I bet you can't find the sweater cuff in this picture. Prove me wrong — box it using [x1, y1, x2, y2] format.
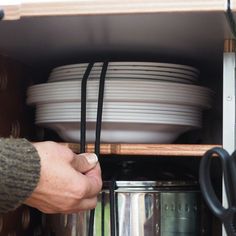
[0, 138, 40, 213]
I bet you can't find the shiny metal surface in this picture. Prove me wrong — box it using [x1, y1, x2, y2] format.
[0, 206, 38, 236]
[160, 192, 199, 235]
[43, 181, 208, 236]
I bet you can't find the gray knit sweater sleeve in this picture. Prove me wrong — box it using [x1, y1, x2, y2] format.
[0, 138, 40, 213]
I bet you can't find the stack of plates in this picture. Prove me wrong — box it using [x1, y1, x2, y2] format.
[27, 62, 212, 143]
[48, 62, 199, 84]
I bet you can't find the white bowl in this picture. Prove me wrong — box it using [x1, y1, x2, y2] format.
[38, 121, 197, 143]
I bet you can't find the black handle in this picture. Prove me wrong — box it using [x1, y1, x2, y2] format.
[199, 147, 230, 218]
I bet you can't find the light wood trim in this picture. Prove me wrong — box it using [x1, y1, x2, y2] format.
[61, 143, 221, 156]
[1, 0, 227, 20]
[224, 39, 236, 52]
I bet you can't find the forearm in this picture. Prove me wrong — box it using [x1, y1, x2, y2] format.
[0, 138, 40, 213]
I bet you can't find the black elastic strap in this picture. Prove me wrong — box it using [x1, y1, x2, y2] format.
[95, 61, 108, 156]
[80, 63, 94, 153]
[88, 61, 108, 236]
[88, 209, 95, 236]
[115, 185, 119, 236]
[101, 191, 105, 236]
[80, 62, 95, 235]
[109, 180, 116, 236]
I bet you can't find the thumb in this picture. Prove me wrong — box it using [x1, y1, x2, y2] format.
[71, 153, 98, 173]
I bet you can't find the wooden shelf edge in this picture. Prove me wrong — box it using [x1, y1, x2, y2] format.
[1, 0, 227, 20]
[61, 143, 222, 156]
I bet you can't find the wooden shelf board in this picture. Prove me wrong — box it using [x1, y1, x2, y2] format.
[1, 0, 227, 20]
[61, 143, 222, 156]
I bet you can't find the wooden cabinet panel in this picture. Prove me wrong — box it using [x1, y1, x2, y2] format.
[0, 56, 35, 139]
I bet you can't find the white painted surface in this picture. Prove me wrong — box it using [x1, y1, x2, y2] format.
[0, 0, 227, 20]
[0, 12, 233, 68]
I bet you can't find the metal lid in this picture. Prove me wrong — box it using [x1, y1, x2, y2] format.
[103, 180, 198, 188]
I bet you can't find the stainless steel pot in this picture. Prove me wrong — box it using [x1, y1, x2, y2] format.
[42, 181, 210, 236]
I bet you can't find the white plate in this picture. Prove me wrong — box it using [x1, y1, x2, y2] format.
[27, 80, 212, 107]
[27, 93, 211, 108]
[35, 105, 199, 112]
[47, 77, 194, 85]
[27, 86, 212, 108]
[49, 62, 199, 83]
[48, 76, 196, 84]
[35, 106, 201, 117]
[35, 107, 201, 117]
[36, 111, 201, 122]
[28, 87, 211, 98]
[35, 102, 199, 113]
[36, 108, 201, 117]
[52, 62, 199, 74]
[35, 108, 201, 125]
[28, 90, 211, 104]
[28, 91, 211, 103]
[35, 103, 201, 120]
[35, 116, 201, 128]
[28, 88, 211, 100]
[27, 79, 211, 92]
[48, 73, 195, 84]
[35, 110, 201, 125]
[49, 69, 197, 81]
[50, 65, 198, 78]
[36, 118, 201, 129]
[35, 121, 198, 143]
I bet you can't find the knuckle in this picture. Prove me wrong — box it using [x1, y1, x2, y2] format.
[75, 185, 87, 200]
[84, 197, 98, 210]
[65, 148, 75, 159]
[97, 178, 103, 192]
[45, 141, 57, 146]
[90, 198, 98, 209]
[57, 199, 78, 213]
[65, 200, 77, 211]
[40, 207, 55, 214]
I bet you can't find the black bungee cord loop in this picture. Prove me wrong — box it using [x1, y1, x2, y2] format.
[80, 62, 94, 153]
[94, 61, 108, 155]
[79, 62, 95, 235]
[94, 61, 108, 236]
[109, 179, 117, 236]
[101, 191, 106, 236]
[81, 61, 116, 236]
[88, 61, 109, 236]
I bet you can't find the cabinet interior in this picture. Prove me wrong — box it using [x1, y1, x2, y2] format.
[0, 10, 232, 235]
[0, 10, 229, 185]
[0, 11, 230, 140]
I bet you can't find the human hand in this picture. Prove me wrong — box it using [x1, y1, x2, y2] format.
[24, 141, 102, 214]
